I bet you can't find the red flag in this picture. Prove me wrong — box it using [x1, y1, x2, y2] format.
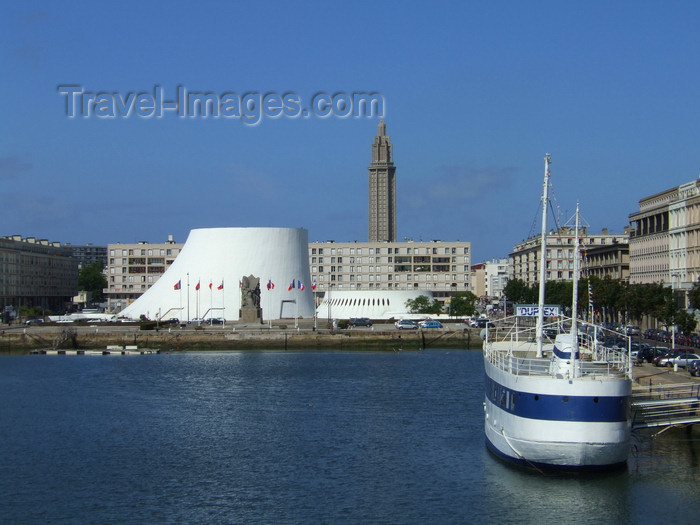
[267, 279, 275, 290]
[196, 281, 200, 291]
[288, 280, 295, 291]
[174, 280, 181, 290]
[239, 280, 243, 288]
[217, 281, 224, 290]
[209, 281, 213, 290]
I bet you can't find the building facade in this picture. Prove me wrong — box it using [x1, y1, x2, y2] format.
[628, 178, 700, 296]
[105, 236, 182, 312]
[510, 227, 628, 285]
[308, 239, 471, 307]
[0, 235, 78, 313]
[484, 258, 510, 299]
[67, 243, 108, 269]
[368, 120, 396, 242]
[583, 240, 630, 282]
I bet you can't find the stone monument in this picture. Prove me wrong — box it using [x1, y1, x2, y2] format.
[239, 275, 263, 323]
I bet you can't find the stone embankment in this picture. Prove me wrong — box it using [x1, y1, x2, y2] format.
[0, 321, 479, 353]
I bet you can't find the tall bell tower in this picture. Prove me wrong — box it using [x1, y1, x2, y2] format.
[368, 120, 396, 242]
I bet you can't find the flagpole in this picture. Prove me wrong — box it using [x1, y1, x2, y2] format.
[222, 280, 225, 321]
[187, 273, 190, 323]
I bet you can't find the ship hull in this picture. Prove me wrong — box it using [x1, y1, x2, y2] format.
[484, 357, 631, 472]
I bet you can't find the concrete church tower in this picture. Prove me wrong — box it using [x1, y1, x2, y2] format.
[368, 120, 396, 242]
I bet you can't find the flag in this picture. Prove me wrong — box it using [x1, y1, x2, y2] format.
[239, 280, 243, 288]
[217, 281, 224, 290]
[311, 279, 317, 290]
[209, 281, 213, 290]
[298, 280, 305, 291]
[288, 280, 295, 291]
[174, 280, 181, 290]
[196, 280, 200, 291]
[267, 279, 275, 290]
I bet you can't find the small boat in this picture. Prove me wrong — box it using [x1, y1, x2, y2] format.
[482, 155, 632, 472]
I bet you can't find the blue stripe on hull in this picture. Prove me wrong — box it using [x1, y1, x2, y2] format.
[485, 436, 628, 473]
[485, 375, 629, 423]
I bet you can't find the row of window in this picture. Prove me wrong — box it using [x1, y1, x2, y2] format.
[310, 246, 469, 256]
[310, 256, 467, 264]
[316, 273, 465, 282]
[312, 265, 468, 274]
[109, 275, 156, 283]
[109, 248, 179, 257]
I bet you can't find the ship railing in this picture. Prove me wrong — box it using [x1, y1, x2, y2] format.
[484, 315, 632, 378]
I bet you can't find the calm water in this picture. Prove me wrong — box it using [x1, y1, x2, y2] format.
[1, 350, 698, 524]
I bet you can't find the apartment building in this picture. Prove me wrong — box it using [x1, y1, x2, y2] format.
[629, 178, 700, 296]
[0, 235, 78, 313]
[104, 236, 182, 312]
[510, 227, 628, 285]
[308, 239, 471, 307]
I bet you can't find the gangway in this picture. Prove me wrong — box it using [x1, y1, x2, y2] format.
[631, 383, 700, 431]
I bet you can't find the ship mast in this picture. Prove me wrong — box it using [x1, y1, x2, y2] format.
[571, 202, 581, 376]
[536, 154, 551, 358]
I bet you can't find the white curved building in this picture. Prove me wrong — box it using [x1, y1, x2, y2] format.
[118, 227, 315, 322]
[315, 289, 433, 320]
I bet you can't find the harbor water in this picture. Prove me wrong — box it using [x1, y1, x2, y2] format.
[1, 350, 698, 524]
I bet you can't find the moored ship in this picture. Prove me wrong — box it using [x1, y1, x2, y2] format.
[483, 155, 633, 472]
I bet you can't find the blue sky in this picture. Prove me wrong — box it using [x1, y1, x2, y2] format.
[2, 1, 699, 262]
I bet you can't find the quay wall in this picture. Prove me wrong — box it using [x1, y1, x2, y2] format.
[0, 324, 478, 353]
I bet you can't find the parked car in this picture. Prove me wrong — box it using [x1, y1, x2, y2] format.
[637, 346, 668, 364]
[395, 319, 419, 330]
[206, 317, 225, 325]
[419, 319, 442, 329]
[349, 317, 372, 327]
[654, 350, 684, 367]
[667, 353, 700, 368]
[688, 360, 700, 377]
[626, 325, 641, 336]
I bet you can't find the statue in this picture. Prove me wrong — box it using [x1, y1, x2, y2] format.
[239, 275, 263, 323]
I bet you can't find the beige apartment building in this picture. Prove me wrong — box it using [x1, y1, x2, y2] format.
[629, 179, 700, 296]
[0, 235, 78, 314]
[308, 239, 472, 306]
[104, 236, 182, 312]
[583, 241, 630, 282]
[510, 227, 628, 285]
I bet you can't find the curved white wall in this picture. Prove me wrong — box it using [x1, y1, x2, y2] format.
[315, 290, 433, 320]
[119, 227, 315, 321]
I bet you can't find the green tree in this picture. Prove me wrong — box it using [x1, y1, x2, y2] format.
[405, 295, 442, 314]
[448, 291, 477, 317]
[674, 308, 697, 335]
[78, 261, 107, 303]
[503, 278, 537, 304]
[688, 282, 700, 310]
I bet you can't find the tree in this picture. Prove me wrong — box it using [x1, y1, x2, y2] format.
[405, 295, 442, 315]
[448, 291, 477, 317]
[78, 261, 107, 303]
[503, 278, 537, 304]
[688, 282, 700, 310]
